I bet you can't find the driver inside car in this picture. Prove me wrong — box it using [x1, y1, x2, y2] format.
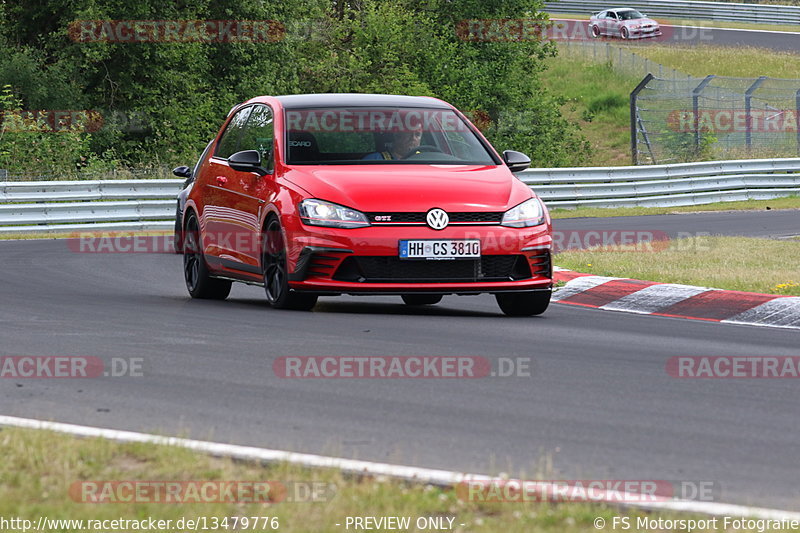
[363, 127, 423, 160]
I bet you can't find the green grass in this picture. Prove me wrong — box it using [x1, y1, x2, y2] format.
[628, 45, 800, 78]
[555, 235, 800, 295]
[0, 229, 173, 240]
[543, 55, 640, 166]
[0, 426, 743, 533]
[549, 196, 800, 218]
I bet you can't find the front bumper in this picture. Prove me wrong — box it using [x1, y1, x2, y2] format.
[629, 27, 661, 38]
[283, 223, 553, 294]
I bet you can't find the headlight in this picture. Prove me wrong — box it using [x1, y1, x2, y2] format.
[299, 199, 370, 228]
[501, 198, 545, 228]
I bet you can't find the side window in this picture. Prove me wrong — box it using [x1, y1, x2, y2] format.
[240, 105, 274, 170]
[191, 140, 213, 181]
[215, 106, 253, 159]
[608, 11, 617, 19]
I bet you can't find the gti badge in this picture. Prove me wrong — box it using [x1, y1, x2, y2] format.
[426, 208, 449, 230]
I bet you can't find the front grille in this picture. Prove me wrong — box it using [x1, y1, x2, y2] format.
[306, 253, 339, 277]
[365, 212, 503, 224]
[289, 247, 350, 281]
[333, 255, 531, 283]
[529, 249, 552, 278]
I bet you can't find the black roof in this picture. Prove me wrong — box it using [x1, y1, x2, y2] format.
[275, 93, 450, 109]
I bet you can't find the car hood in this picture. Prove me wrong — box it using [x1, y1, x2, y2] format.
[623, 18, 658, 26]
[283, 164, 534, 212]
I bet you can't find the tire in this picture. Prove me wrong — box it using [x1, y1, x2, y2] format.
[183, 213, 232, 300]
[620, 27, 629, 40]
[401, 294, 443, 306]
[262, 217, 318, 311]
[495, 290, 551, 317]
[591, 25, 600, 38]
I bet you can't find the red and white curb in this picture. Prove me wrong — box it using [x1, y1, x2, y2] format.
[2, 415, 800, 520]
[553, 269, 800, 330]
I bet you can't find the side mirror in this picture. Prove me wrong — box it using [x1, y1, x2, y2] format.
[172, 166, 192, 178]
[228, 150, 269, 176]
[502, 150, 531, 173]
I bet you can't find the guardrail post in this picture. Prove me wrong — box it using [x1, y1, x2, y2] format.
[744, 76, 767, 150]
[631, 73, 654, 165]
[692, 76, 715, 152]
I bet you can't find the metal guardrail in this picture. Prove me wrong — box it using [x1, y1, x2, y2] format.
[545, 0, 800, 24]
[0, 179, 183, 234]
[520, 157, 800, 208]
[1, 158, 798, 234]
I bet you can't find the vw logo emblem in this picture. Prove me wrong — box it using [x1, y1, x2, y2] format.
[426, 208, 449, 230]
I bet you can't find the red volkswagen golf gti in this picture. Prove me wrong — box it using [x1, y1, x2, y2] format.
[180, 94, 553, 316]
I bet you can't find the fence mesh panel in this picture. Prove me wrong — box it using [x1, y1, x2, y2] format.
[634, 75, 800, 164]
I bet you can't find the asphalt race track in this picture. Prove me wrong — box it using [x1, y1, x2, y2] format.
[555, 209, 800, 242]
[674, 25, 800, 53]
[1, 238, 799, 509]
[551, 18, 800, 52]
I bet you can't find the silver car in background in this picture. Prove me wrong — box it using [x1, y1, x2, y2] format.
[589, 8, 661, 39]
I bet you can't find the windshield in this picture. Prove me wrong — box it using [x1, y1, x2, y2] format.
[618, 10, 645, 20]
[284, 107, 498, 165]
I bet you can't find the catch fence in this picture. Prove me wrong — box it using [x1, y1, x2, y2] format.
[632, 74, 800, 164]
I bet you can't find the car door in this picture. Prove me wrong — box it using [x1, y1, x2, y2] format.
[595, 11, 607, 36]
[607, 11, 620, 36]
[225, 104, 279, 272]
[202, 105, 253, 264]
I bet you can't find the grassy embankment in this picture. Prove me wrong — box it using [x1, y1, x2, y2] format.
[0, 426, 739, 533]
[544, 48, 799, 294]
[556, 236, 800, 296]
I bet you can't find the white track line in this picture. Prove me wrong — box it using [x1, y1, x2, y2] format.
[661, 23, 800, 35]
[2, 415, 800, 519]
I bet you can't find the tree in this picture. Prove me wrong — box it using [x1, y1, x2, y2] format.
[0, 0, 590, 172]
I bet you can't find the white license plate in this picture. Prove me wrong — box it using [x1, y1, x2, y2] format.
[399, 239, 481, 260]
